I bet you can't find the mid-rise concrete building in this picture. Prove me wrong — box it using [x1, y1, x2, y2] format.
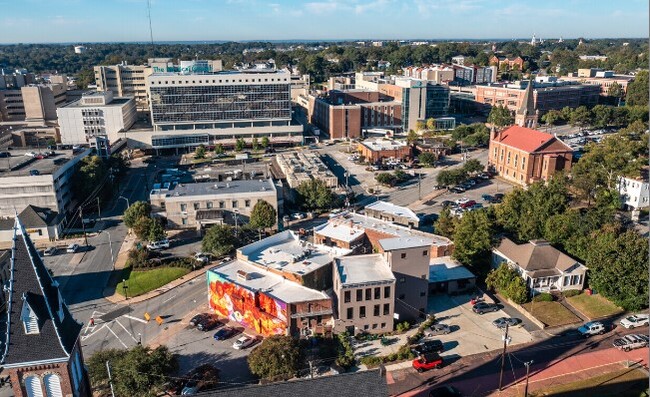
[57, 91, 136, 146]
[150, 178, 279, 230]
[94, 63, 153, 115]
[561, 73, 634, 97]
[333, 254, 395, 334]
[0, 84, 66, 123]
[390, 78, 450, 132]
[275, 151, 338, 189]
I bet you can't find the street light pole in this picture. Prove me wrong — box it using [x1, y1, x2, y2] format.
[107, 231, 115, 270]
[119, 196, 130, 209]
[97, 197, 101, 221]
[524, 360, 534, 397]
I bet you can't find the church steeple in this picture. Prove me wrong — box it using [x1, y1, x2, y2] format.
[515, 79, 538, 129]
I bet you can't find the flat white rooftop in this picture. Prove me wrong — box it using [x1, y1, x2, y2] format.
[360, 139, 408, 152]
[239, 230, 350, 276]
[365, 200, 419, 223]
[210, 259, 330, 304]
[335, 254, 395, 286]
[428, 256, 476, 283]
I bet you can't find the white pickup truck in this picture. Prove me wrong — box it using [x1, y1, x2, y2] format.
[613, 334, 649, 352]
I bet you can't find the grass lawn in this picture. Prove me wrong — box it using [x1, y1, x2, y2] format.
[521, 301, 581, 327]
[116, 267, 190, 297]
[531, 368, 649, 397]
[566, 294, 624, 320]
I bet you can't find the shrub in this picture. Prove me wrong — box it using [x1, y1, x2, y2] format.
[127, 248, 150, 269]
[563, 289, 582, 298]
[359, 356, 384, 368]
[395, 321, 411, 333]
[396, 344, 415, 360]
[335, 333, 355, 369]
[533, 292, 554, 302]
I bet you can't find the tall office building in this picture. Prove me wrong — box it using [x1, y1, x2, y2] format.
[392, 78, 450, 132]
[143, 66, 302, 150]
[94, 63, 153, 115]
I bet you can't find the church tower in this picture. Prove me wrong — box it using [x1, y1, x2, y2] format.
[2, 217, 90, 397]
[515, 79, 538, 129]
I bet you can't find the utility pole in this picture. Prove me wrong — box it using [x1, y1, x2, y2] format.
[107, 231, 115, 270]
[79, 207, 89, 246]
[106, 361, 116, 397]
[498, 323, 511, 391]
[418, 172, 422, 200]
[309, 360, 314, 379]
[97, 197, 101, 221]
[524, 360, 534, 397]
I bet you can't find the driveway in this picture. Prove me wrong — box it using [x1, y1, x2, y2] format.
[426, 293, 533, 358]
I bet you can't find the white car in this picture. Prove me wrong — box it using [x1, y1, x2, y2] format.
[619, 314, 649, 329]
[194, 253, 211, 264]
[24, 151, 37, 157]
[66, 243, 80, 253]
[147, 239, 170, 250]
[455, 197, 470, 205]
[233, 335, 255, 350]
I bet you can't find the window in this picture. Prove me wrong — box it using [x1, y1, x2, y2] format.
[507, 151, 511, 164]
[24, 376, 43, 397]
[365, 288, 371, 301]
[219, 201, 225, 208]
[383, 303, 390, 315]
[381, 322, 386, 328]
[180, 203, 187, 211]
[44, 374, 63, 397]
[206, 202, 213, 209]
[245, 200, 251, 207]
[521, 157, 526, 169]
[384, 286, 391, 298]
[344, 291, 351, 303]
[364, 324, 369, 330]
[356, 289, 363, 302]
[374, 287, 380, 299]
[193, 202, 200, 210]
[374, 305, 380, 316]
[347, 307, 353, 319]
[420, 291, 426, 297]
[372, 323, 378, 329]
[360, 306, 366, 318]
[401, 253, 406, 259]
[514, 154, 518, 167]
[181, 218, 188, 225]
[232, 200, 238, 208]
[399, 277, 405, 283]
[423, 250, 428, 256]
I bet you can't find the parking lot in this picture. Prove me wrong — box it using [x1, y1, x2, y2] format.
[426, 293, 533, 358]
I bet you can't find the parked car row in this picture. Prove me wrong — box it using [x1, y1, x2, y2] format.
[449, 172, 492, 194]
[613, 334, 649, 352]
[189, 313, 260, 350]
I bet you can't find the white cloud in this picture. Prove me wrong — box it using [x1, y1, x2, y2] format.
[304, 1, 341, 14]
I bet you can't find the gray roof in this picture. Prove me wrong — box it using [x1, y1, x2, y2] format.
[494, 238, 583, 273]
[0, 205, 60, 230]
[365, 201, 419, 223]
[336, 254, 395, 286]
[197, 369, 389, 397]
[164, 179, 276, 199]
[1, 217, 82, 366]
[428, 256, 476, 283]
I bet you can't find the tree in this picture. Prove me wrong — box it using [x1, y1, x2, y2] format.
[407, 130, 419, 144]
[252, 137, 260, 151]
[418, 152, 436, 167]
[261, 136, 270, 148]
[426, 117, 436, 131]
[569, 106, 592, 130]
[591, 105, 613, 128]
[87, 345, 178, 397]
[247, 335, 300, 380]
[587, 227, 648, 311]
[436, 168, 467, 187]
[625, 70, 648, 107]
[434, 207, 457, 238]
[462, 158, 484, 174]
[541, 110, 563, 128]
[416, 120, 426, 131]
[202, 224, 237, 257]
[607, 81, 623, 102]
[147, 218, 166, 242]
[376, 172, 397, 187]
[487, 105, 513, 128]
[73, 155, 108, 199]
[123, 201, 152, 228]
[296, 179, 335, 210]
[486, 263, 528, 304]
[215, 144, 225, 155]
[235, 138, 246, 152]
[452, 210, 495, 273]
[132, 216, 153, 241]
[249, 200, 277, 230]
[194, 144, 206, 159]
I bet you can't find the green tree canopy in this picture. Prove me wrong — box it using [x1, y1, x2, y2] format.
[73, 155, 108, 199]
[215, 144, 225, 155]
[569, 105, 592, 129]
[487, 105, 513, 128]
[147, 218, 166, 242]
[123, 201, 152, 228]
[462, 158, 484, 174]
[625, 70, 648, 107]
[252, 137, 260, 151]
[87, 345, 178, 397]
[433, 207, 457, 238]
[416, 120, 426, 131]
[261, 136, 270, 148]
[194, 144, 206, 159]
[376, 172, 397, 187]
[235, 138, 246, 152]
[249, 200, 277, 230]
[541, 109, 563, 127]
[436, 168, 467, 187]
[486, 263, 528, 304]
[418, 152, 437, 167]
[452, 209, 495, 274]
[202, 224, 237, 257]
[296, 179, 335, 210]
[247, 335, 300, 380]
[425, 118, 436, 130]
[407, 130, 419, 144]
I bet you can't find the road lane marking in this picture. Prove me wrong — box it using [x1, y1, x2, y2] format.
[105, 324, 129, 348]
[115, 319, 139, 343]
[162, 294, 177, 304]
[123, 314, 148, 324]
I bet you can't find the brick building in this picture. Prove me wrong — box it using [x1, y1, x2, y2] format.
[2, 217, 90, 397]
[357, 138, 411, 163]
[489, 55, 527, 70]
[488, 125, 573, 186]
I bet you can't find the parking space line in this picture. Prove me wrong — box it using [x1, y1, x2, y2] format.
[123, 314, 148, 324]
[105, 324, 129, 348]
[114, 319, 139, 343]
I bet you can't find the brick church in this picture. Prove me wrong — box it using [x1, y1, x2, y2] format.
[1, 217, 90, 397]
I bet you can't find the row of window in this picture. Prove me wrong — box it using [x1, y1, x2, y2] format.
[179, 199, 253, 212]
[346, 303, 391, 320]
[343, 286, 391, 303]
[152, 77, 289, 85]
[495, 147, 527, 170]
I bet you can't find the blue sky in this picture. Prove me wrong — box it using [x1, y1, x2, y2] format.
[0, 0, 648, 43]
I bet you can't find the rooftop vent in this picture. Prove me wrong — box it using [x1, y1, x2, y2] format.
[236, 270, 251, 280]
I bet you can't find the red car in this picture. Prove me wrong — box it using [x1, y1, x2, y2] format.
[459, 200, 476, 209]
[412, 353, 444, 372]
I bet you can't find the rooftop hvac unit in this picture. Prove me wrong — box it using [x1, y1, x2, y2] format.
[236, 270, 251, 280]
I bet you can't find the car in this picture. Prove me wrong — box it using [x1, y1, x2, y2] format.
[43, 247, 58, 256]
[291, 212, 306, 220]
[282, 215, 291, 223]
[29, 169, 40, 176]
[472, 302, 500, 314]
[412, 353, 444, 372]
[429, 323, 451, 335]
[194, 252, 211, 264]
[233, 335, 256, 350]
[466, 179, 476, 186]
[441, 200, 455, 208]
[0, 152, 10, 158]
[429, 385, 463, 397]
[613, 334, 649, 352]
[147, 239, 170, 250]
[455, 197, 470, 205]
[469, 203, 483, 210]
[459, 200, 476, 209]
[619, 314, 650, 329]
[450, 186, 465, 193]
[66, 243, 80, 253]
[180, 365, 220, 395]
[477, 173, 490, 180]
[197, 315, 222, 332]
[24, 151, 37, 157]
[492, 317, 520, 329]
[412, 339, 444, 355]
[578, 321, 606, 337]
[460, 182, 472, 189]
[189, 313, 208, 327]
[213, 327, 237, 341]
[481, 194, 494, 202]
[493, 193, 505, 202]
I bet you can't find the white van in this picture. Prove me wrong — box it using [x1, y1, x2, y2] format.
[147, 239, 170, 250]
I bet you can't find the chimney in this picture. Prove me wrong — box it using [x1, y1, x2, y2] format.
[490, 125, 498, 140]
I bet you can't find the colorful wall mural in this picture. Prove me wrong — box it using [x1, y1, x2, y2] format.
[207, 270, 288, 337]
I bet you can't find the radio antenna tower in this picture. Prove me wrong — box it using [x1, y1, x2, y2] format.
[147, 0, 155, 57]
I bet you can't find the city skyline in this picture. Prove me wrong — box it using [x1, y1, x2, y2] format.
[0, 0, 648, 44]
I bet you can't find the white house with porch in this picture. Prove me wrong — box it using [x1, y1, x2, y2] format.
[492, 238, 587, 294]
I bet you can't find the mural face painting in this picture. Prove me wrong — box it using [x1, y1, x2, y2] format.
[208, 271, 287, 336]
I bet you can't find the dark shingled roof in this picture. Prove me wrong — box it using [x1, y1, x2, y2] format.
[1, 217, 82, 366]
[197, 369, 389, 397]
[0, 205, 60, 231]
